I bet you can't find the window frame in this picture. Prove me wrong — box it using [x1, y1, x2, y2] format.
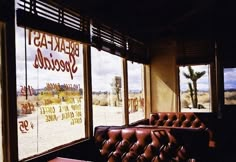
[3, 0, 149, 160]
[90, 46, 128, 127]
[15, 27, 88, 160]
[1, 0, 19, 161]
[90, 47, 147, 128]
[223, 66, 236, 106]
[127, 61, 145, 124]
[177, 63, 215, 112]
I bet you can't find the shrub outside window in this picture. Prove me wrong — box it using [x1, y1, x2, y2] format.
[179, 65, 211, 112]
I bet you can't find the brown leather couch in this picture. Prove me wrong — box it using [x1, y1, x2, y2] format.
[130, 112, 216, 148]
[94, 126, 209, 162]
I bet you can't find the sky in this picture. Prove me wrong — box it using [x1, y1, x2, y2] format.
[15, 27, 143, 92]
[179, 65, 210, 92]
[16, 27, 236, 93]
[90, 47, 142, 92]
[180, 65, 236, 91]
[15, 27, 83, 91]
[224, 68, 236, 90]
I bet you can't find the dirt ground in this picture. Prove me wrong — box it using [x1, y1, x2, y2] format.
[17, 105, 144, 160]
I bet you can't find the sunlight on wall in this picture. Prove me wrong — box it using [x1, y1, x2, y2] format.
[150, 41, 177, 112]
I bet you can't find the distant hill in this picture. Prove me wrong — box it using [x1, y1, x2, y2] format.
[225, 89, 236, 92]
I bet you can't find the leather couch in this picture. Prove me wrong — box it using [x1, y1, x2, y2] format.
[94, 126, 209, 162]
[130, 112, 216, 148]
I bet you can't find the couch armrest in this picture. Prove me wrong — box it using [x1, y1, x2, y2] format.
[129, 118, 149, 126]
[206, 128, 216, 148]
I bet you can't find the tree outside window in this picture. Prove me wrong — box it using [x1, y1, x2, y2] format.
[179, 65, 211, 112]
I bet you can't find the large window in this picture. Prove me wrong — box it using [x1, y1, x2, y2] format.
[224, 67, 236, 105]
[14, 0, 147, 160]
[91, 47, 124, 127]
[179, 65, 211, 112]
[128, 61, 145, 123]
[16, 27, 85, 160]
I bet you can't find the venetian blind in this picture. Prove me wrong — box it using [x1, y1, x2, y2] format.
[91, 21, 149, 64]
[177, 39, 214, 65]
[16, 0, 90, 43]
[126, 38, 149, 64]
[91, 21, 127, 57]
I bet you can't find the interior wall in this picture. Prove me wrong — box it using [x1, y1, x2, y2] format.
[150, 39, 178, 113]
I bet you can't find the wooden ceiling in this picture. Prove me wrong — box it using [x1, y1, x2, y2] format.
[48, 0, 235, 43]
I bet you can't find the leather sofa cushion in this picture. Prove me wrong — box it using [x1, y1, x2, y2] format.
[94, 126, 208, 162]
[150, 112, 206, 129]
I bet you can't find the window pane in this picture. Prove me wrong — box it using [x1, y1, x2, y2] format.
[128, 61, 145, 123]
[16, 27, 85, 160]
[224, 68, 236, 105]
[91, 47, 124, 128]
[179, 65, 211, 112]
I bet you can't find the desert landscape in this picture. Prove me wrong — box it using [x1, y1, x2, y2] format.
[92, 91, 144, 112]
[17, 89, 236, 159]
[181, 90, 236, 111]
[180, 91, 211, 112]
[224, 90, 236, 105]
[17, 90, 144, 160]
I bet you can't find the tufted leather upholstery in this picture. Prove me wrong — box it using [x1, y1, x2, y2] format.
[149, 113, 206, 129]
[131, 112, 215, 148]
[94, 126, 209, 162]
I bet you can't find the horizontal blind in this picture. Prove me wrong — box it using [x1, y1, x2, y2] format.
[16, 0, 90, 43]
[91, 21, 127, 57]
[177, 39, 214, 65]
[91, 21, 149, 64]
[127, 38, 149, 64]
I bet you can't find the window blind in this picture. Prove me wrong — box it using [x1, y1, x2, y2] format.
[17, 0, 149, 64]
[177, 39, 214, 65]
[16, 0, 90, 43]
[91, 21, 127, 57]
[91, 21, 149, 64]
[127, 38, 149, 64]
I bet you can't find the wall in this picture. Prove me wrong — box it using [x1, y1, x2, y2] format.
[150, 39, 178, 112]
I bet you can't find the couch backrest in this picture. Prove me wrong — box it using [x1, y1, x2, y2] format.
[94, 126, 209, 162]
[149, 112, 206, 129]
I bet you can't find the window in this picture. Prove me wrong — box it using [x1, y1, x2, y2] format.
[224, 67, 236, 105]
[128, 61, 145, 123]
[16, 27, 85, 160]
[91, 47, 124, 128]
[179, 65, 211, 112]
[15, 0, 148, 160]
